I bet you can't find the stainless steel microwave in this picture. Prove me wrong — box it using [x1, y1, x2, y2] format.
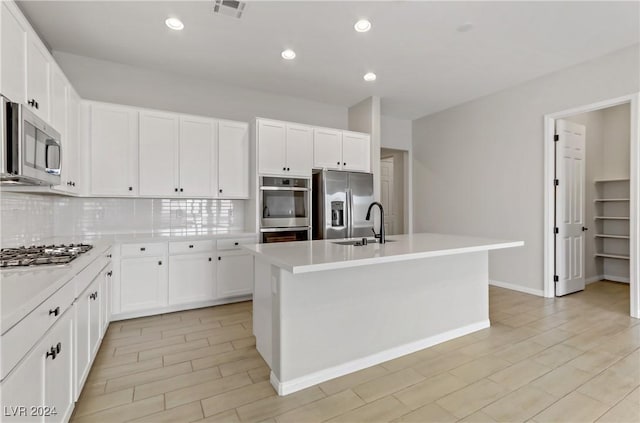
[1, 96, 61, 185]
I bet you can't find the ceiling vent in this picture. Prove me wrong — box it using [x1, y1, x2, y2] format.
[213, 0, 246, 18]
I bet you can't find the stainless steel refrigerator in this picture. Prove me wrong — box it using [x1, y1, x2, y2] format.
[312, 170, 374, 239]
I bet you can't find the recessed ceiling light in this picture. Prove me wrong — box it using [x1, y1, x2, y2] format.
[363, 72, 376, 82]
[281, 49, 296, 60]
[165, 17, 184, 31]
[354, 19, 372, 33]
[457, 22, 474, 33]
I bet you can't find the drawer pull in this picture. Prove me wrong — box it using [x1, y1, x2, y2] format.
[46, 346, 57, 360]
[140, 247, 146, 251]
[49, 306, 60, 317]
[90, 292, 98, 300]
[218, 257, 221, 261]
[158, 260, 163, 266]
[107, 271, 113, 277]
[107, 254, 112, 258]
[189, 244, 194, 248]
[56, 342, 62, 354]
[208, 257, 212, 262]
[234, 242, 239, 246]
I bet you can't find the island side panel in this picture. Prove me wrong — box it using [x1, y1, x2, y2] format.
[253, 257, 273, 367]
[274, 251, 489, 394]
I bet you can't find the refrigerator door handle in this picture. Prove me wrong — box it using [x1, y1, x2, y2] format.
[347, 188, 353, 238]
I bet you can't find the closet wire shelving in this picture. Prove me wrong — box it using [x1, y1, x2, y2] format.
[593, 178, 630, 260]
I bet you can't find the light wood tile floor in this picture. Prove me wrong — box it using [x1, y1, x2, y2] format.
[71, 281, 640, 422]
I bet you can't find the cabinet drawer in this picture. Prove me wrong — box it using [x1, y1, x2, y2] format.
[121, 242, 167, 258]
[216, 237, 256, 251]
[1, 280, 75, 380]
[75, 248, 111, 297]
[169, 240, 214, 255]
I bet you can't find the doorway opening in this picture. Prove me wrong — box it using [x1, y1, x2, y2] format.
[543, 93, 639, 319]
[380, 148, 410, 235]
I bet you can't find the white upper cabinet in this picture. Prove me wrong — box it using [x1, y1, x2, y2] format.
[257, 119, 287, 175]
[313, 128, 370, 172]
[179, 116, 216, 198]
[257, 119, 313, 177]
[1, 2, 27, 104]
[90, 103, 139, 196]
[285, 124, 313, 176]
[139, 111, 179, 197]
[218, 120, 249, 198]
[313, 128, 343, 170]
[25, 33, 50, 121]
[50, 66, 68, 140]
[342, 131, 371, 172]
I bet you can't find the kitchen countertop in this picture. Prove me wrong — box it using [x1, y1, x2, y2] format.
[243, 233, 524, 274]
[0, 230, 257, 333]
[1, 241, 112, 333]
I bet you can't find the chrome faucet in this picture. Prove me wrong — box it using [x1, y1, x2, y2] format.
[365, 202, 385, 244]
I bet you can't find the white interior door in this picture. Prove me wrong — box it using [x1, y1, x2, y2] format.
[380, 157, 395, 235]
[555, 119, 586, 296]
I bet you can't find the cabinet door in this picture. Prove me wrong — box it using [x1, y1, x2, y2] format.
[169, 253, 215, 305]
[139, 112, 179, 196]
[43, 310, 74, 423]
[26, 33, 50, 121]
[74, 288, 90, 400]
[1, 2, 27, 104]
[0, 339, 44, 423]
[179, 116, 216, 197]
[49, 68, 67, 140]
[88, 278, 101, 358]
[257, 119, 286, 176]
[217, 253, 253, 298]
[218, 120, 249, 198]
[342, 131, 370, 172]
[313, 128, 342, 170]
[120, 256, 168, 313]
[285, 124, 313, 177]
[101, 266, 112, 333]
[90, 104, 138, 196]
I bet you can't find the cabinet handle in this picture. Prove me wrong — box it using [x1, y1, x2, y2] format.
[107, 254, 112, 258]
[28, 99, 36, 108]
[219, 189, 223, 193]
[49, 306, 60, 317]
[72, 182, 76, 187]
[189, 245, 194, 248]
[107, 271, 113, 277]
[282, 167, 286, 171]
[90, 292, 98, 300]
[56, 342, 62, 354]
[140, 247, 146, 251]
[218, 257, 221, 261]
[337, 161, 340, 165]
[180, 188, 184, 192]
[35, 101, 39, 110]
[234, 242, 239, 246]
[287, 167, 290, 171]
[128, 187, 133, 191]
[343, 162, 346, 166]
[208, 257, 212, 262]
[158, 260, 162, 265]
[45, 347, 57, 360]
[175, 188, 178, 192]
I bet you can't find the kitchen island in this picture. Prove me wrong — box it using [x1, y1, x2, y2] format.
[243, 233, 523, 395]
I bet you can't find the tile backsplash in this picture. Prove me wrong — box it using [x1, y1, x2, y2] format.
[0, 192, 245, 246]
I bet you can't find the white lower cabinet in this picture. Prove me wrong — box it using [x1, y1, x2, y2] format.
[120, 255, 168, 313]
[2, 309, 74, 423]
[42, 310, 74, 423]
[169, 252, 215, 306]
[217, 252, 254, 298]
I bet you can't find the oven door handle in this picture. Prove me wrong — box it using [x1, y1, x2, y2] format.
[260, 227, 310, 233]
[260, 186, 309, 192]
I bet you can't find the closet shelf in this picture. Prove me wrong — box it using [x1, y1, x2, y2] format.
[594, 234, 630, 239]
[594, 216, 630, 220]
[595, 253, 630, 260]
[594, 198, 630, 202]
[594, 178, 630, 183]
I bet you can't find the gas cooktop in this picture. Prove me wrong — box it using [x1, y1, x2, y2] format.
[0, 244, 93, 268]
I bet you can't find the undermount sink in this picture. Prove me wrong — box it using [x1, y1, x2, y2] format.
[332, 238, 396, 246]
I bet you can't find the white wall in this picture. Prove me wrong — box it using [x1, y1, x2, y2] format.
[381, 115, 412, 151]
[53, 51, 348, 129]
[412, 44, 639, 293]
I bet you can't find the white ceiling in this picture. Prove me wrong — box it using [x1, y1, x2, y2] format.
[18, 1, 640, 119]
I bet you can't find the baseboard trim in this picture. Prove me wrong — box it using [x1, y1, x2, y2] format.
[489, 280, 544, 297]
[110, 295, 252, 322]
[603, 274, 630, 284]
[269, 319, 490, 396]
[586, 275, 603, 285]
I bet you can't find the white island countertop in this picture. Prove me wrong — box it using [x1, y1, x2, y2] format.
[243, 233, 524, 274]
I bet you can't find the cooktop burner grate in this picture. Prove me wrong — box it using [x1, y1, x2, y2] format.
[0, 244, 93, 268]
